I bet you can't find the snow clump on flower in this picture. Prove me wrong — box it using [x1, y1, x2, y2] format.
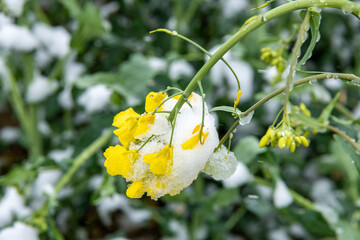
[103, 92, 238, 199]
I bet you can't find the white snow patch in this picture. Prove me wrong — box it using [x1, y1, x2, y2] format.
[100, 2, 120, 18]
[48, 147, 74, 163]
[273, 180, 293, 208]
[169, 60, 194, 80]
[3, 0, 27, 17]
[353, 101, 360, 119]
[203, 145, 237, 180]
[97, 194, 151, 226]
[64, 56, 85, 85]
[30, 169, 62, 209]
[324, 78, 343, 90]
[223, 162, 253, 188]
[26, 75, 58, 103]
[163, 220, 188, 240]
[0, 127, 19, 143]
[0, 24, 38, 51]
[0, 222, 39, 240]
[268, 228, 290, 240]
[33, 23, 70, 58]
[221, 0, 248, 18]
[0, 187, 32, 228]
[58, 87, 74, 109]
[148, 57, 167, 72]
[78, 84, 112, 113]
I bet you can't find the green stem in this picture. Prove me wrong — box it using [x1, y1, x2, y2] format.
[282, 10, 310, 123]
[217, 73, 360, 148]
[167, 0, 360, 123]
[253, 177, 316, 210]
[326, 125, 360, 153]
[54, 129, 113, 194]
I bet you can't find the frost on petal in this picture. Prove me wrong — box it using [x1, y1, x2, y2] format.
[222, 162, 253, 188]
[273, 180, 293, 208]
[0, 24, 38, 51]
[203, 145, 237, 181]
[25, 75, 58, 103]
[0, 222, 39, 240]
[0, 188, 32, 228]
[77, 84, 112, 113]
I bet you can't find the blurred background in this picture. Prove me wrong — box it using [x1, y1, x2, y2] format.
[0, 0, 360, 239]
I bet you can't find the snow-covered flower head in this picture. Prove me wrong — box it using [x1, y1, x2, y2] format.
[103, 91, 237, 200]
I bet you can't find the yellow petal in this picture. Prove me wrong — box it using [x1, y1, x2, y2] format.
[181, 131, 209, 150]
[112, 108, 139, 128]
[126, 180, 144, 198]
[233, 90, 243, 108]
[103, 145, 138, 177]
[113, 117, 138, 147]
[145, 92, 167, 113]
[259, 135, 269, 148]
[143, 145, 173, 175]
[134, 113, 155, 137]
[192, 123, 201, 134]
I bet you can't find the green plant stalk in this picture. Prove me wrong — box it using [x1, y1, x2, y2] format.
[54, 129, 113, 194]
[253, 177, 316, 210]
[23, 53, 43, 157]
[326, 125, 360, 153]
[217, 73, 360, 148]
[167, 0, 360, 123]
[5, 63, 41, 158]
[282, 10, 310, 124]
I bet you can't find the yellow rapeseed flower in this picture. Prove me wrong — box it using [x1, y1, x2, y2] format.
[126, 180, 145, 198]
[103, 145, 139, 177]
[145, 92, 167, 112]
[143, 145, 173, 175]
[134, 113, 155, 137]
[181, 124, 209, 150]
[112, 108, 139, 147]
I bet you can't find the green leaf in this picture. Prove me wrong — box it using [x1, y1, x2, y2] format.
[118, 53, 155, 97]
[334, 134, 360, 175]
[57, 0, 81, 18]
[91, 174, 116, 204]
[0, 166, 37, 187]
[210, 106, 238, 114]
[244, 196, 273, 217]
[334, 221, 360, 240]
[291, 104, 325, 130]
[71, 3, 105, 51]
[233, 136, 266, 164]
[318, 92, 340, 124]
[75, 72, 122, 89]
[331, 116, 354, 126]
[209, 188, 238, 207]
[297, 10, 321, 68]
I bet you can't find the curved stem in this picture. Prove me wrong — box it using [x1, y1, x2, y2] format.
[167, 0, 360, 122]
[217, 73, 360, 148]
[326, 125, 360, 153]
[54, 129, 113, 194]
[282, 10, 310, 123]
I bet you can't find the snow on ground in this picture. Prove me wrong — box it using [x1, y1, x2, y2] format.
[0, 222, 39, 240]
[273, 180, 293, 208]
[26, 75, 58, 103]
[77, 84, 112, 113]
[0, 187, 32, 228]
[223, 162, 253, 188]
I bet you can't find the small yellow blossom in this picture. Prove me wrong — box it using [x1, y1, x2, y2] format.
[103, 145, 139, 177]
[134, 113, 155, 137]
[113, 108, 139, 147]
[126, 180, 145, 198]
[181, 124, 209, 150]
[300, 103, 311, 117]
[145, 92, 167, 112]
[234, 90, 243, 109]
[143, 145, 173, 175]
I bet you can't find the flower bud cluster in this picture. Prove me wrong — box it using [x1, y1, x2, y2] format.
[260, 47, 286, 72]
[259, 126, 309, 152]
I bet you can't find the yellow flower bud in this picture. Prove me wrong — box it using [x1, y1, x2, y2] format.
[300, 103, 311, 117]
[286, 137, 292, 147]
[290, 141, 296, 152]
[278, 137, 286, 149]
[259, 135, 269, 148]
[294, 136, 301, 146]
[299, 136, 309, 147]
[233, 90, 243, 108]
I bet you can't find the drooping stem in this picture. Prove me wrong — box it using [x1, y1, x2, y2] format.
[217, 73, 360, 148]
[167, 0, 360, 123]
[282, 10, 310, 123]
[54, 129, 113, 194]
